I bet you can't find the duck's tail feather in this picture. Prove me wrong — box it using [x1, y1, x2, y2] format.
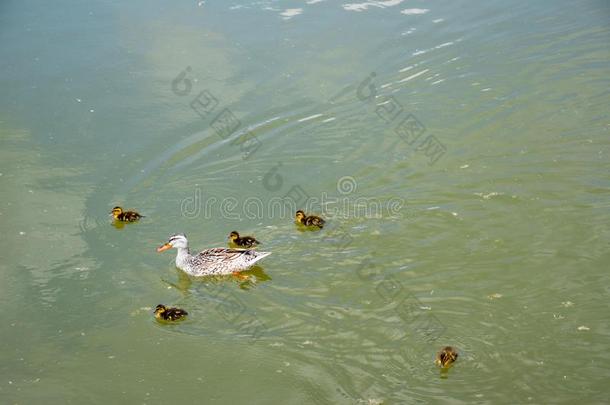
[249, 251, 271, 265]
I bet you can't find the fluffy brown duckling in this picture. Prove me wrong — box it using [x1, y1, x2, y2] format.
[435, 346, 458, 368]
[154, 304, 188, 321]
[295, 210, 325, 229]
[111, 206, 144, 222]
[228, 231, 260, 248]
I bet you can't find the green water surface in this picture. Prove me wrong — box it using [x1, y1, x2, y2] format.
[1, 0, 609, 403]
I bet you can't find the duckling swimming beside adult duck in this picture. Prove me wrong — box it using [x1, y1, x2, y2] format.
[110, 206, 144, 222]
[228, 231, 260, 248]
[295, 210, 325, 229]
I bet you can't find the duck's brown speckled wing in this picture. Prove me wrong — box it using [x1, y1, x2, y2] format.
[193, 248, 257, 264]
[305, 216, 325, 228]
[188, 248, 270, 276]
[119, 211, 143, 222]
[166, 308, 188, 320]
[239, 236, 259, 247]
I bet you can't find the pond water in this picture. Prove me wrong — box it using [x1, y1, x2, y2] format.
[1, 0, 609, 403]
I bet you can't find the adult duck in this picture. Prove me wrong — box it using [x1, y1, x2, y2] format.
[157, 233, 271, 276]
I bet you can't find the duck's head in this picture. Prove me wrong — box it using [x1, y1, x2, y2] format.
[436, 346, 458, 368]
[155, 304, 167, 318]
[295, 210, 305, 222]
[110, 206, 123, 218]
[157, 233, 188, 252]
[228, 231, 240, 242]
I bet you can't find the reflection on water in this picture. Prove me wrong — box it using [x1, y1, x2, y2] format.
[2, 0, 610, 403]
[161, 265, 272, 292]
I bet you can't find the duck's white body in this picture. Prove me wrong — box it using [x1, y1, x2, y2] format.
[158, 234, 270, 276]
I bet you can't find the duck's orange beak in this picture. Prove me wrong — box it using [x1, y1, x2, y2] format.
[156, 243, 172, 253]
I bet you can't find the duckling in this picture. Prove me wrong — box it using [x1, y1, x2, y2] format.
[154, 304, 188, 321]
[435, 346, 458, 368]
[111, 206, 144, 222]
[228, 231, 260, 248]
[295, 210, 325, 229]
